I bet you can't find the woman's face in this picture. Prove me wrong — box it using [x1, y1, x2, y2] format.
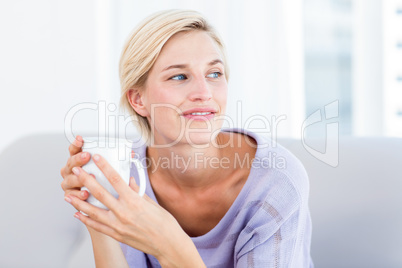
[135, 30, 228, 147]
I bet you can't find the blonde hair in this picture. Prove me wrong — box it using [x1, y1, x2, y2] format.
[119, 9, 229, 143]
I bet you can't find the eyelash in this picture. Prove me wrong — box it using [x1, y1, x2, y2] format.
[170, 74, 187, 81]
[207, 72, 223, 79]
[169, 72, 223, 81]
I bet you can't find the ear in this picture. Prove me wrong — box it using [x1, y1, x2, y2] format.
[126, 89, 149, 117]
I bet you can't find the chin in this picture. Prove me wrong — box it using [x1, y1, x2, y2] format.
[183, 128, 221, 147]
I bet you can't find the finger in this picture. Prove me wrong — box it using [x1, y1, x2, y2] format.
[92, 154, 134, 198]
[129, 177, 158, 207]
[69, 136, 84, 157]
[65, 195, 110, 225]
[143, 193, 159, 207]
[129, 177, 140, 193]
[63, 151, 90, 176]
[61, 173, 85, 190]
[64, 189, 89, 201]
[74, 212, 122, 241]
[72, 166, 120, 211]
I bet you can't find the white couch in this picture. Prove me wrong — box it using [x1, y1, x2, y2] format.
[1, 134, 401, 267]
[280, 137, 402, 268]
[0, 134, 94, 268]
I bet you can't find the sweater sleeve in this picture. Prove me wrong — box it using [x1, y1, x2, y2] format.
[120, 242, 152, 267]
[234, 161, 314, 268]
[235, 207, 313, 267]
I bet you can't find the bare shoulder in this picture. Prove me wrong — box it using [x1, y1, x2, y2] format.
[215, 132, 257, 188]
[218, 131, 257, 159]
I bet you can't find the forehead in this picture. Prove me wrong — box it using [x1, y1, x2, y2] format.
[154, 31, 223, 69]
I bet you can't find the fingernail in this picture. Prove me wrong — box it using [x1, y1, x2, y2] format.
[81, 191, 87, 197]
[65, 196, 72, 203]
[81, 152, 87, 159]
[74, 212, 80, 219]
[72, 167, 80, 175]
[93, 154, 100, 162]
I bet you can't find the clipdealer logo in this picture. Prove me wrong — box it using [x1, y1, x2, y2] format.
[301, 100, 339, 167]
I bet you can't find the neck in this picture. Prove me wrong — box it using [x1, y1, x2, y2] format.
[146, 132, 230, 190]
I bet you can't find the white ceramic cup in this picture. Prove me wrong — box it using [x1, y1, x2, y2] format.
[80, 137, 146, 210]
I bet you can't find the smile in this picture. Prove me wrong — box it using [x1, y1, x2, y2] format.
[182, 112, 215, 120]
[190, 112, 212, 115]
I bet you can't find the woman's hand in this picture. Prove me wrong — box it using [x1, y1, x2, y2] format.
[64, 154, 206, 267]
[60, 136, 91, 201]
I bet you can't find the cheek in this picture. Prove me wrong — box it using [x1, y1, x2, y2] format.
[215, 84, 228, 108]
[145, 87, 183, 120]
[144, 86, 177, 112]
[150, 104, 186, 139]
[149, 85, 182, 104]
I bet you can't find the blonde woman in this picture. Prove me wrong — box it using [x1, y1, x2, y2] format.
[60, 10, 313, 267]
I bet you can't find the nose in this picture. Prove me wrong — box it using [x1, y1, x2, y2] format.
[188, 76, 212, 102]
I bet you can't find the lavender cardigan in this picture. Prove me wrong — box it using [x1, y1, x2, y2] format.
[120, 128, 314, 267]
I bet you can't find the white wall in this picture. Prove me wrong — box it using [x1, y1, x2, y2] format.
[0, 0, 305, 154]
[352, 0, 384, 136]
[0, 0, 99, 153]
[383, 0, 402, 137]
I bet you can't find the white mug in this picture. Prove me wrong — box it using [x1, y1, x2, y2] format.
[80, 137, 146, 210]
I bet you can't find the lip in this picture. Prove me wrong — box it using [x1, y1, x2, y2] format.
[181, 107, 217, 115]
[181, 107, 217, 121]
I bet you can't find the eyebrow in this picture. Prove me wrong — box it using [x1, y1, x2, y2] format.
[162, 59, 224, 72]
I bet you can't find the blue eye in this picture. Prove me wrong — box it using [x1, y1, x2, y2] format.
[207, 72, 222, 79]
[171, 74, 187, 80]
